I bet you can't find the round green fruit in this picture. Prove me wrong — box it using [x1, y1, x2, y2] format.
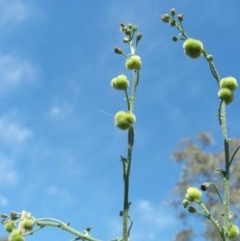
[183, 38, 203, 59]
[185, 187, 201, 202]
[111, 74, 129, 90]
[22, 218, 35, 230]
[218, 88, 234, 104]
[4, 221, 15, 233]
[9, 230, 24, 241]
[115, 111, 136, 130]
[226, 224, 239, 240]
[220, 77, 238, 91]
[125, 55, 142, 70]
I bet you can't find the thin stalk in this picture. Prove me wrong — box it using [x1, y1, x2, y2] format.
[121, 33, 139, 241]
[122, 68, 139, 241]
[32, 219, 102, 241]
[197, 201, 225, 241]
[203, 48, 231, 232]
[122, 127, 134, 241]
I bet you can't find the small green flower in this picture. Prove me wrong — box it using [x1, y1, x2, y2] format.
[183, 38, 203, 59]
[4, 220, 15, 233]
[218, 88, 234, 104]
[226, 224, 240, 240]
[220, 77, 238, 91]
[185, 187, 202, 202]
[126, 55, 142, 70]
[9, 230, 24, 241]
[111, 74, 129, 90]
[115, 111, 136, 130]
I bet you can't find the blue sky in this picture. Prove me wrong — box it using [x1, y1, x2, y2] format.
[0, 1, 240, 241]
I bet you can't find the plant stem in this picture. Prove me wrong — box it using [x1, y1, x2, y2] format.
[198, 201, 225, 241]
[204, 51, 231, 238]
[121, 35, 139, 241]
[122, 70, 138, 241]
[33, 219, 102, 241]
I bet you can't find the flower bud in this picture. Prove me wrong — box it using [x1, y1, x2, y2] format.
[182, 199, 189, 208]
[115, 111, 136, 130]
[120, 23, 126, 31]
[226, 224, 240, 240]
[177, 14, 184, 22]
[220, 77, 238, 91]
[170, 8, 175, 16]
[132, 25, 138, 32]
[206, 55, 213, 62]
[161, 14, 170, 23]
[114, 48, 123, 54]
[136, 33, 142, 42]
[185, 187, 202, 202]
[170, 19, 176, 27]
[111, 74, 129, 90]
[172, 36, 178, 42]
[128, 24, 133, 29]
[126, 55, 142, 70]
[124, 28, 131, 36]
[218, 88, 234, 104]
[123, 37, 129, 43]
[4, 221, 15, 233]
[183, 38, 203, 59]
[9, 230, 24, 241]
[188, 206, 197, 213]
[201, 182, 210, 191]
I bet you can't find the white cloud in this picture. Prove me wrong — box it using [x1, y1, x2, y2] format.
[107, 200, 179, 241]
[45, 185, 74, 206]
[0, 0, 31, 27]
[0, 54, 37, 94]
[131, 200, 178, 241]
[0, 117, 32, 144]
[0, 156, 18, 187]
[0, 195, 8, 206]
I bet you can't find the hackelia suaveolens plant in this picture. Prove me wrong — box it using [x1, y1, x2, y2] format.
[162, 8, 239, 241]
[111, 22, 142, 241]
[0, 23, 143, 241]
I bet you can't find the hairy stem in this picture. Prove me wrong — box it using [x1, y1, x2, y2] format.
[32, 219, 102, 241]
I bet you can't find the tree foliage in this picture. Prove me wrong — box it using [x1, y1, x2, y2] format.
[172, 132, 240, 240]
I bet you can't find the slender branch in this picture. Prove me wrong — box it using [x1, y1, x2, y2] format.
[197, 201, 225, 241]
[25, 219, 103, 241]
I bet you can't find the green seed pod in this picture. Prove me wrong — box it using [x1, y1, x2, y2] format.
[226, 224, 240, 240]
[4, 221, 15, 233]
[115, 111, 136, 130]
[183, 38, 203, 59]
[218, 88, 234, 104]
[22, 218, 35, 230]
[111, 74, 129, 90]
[125, 55, 142, 70]
[185, 187, 202, 202]
[220, 77, 238, 91]
[9, 230, 24, 241]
